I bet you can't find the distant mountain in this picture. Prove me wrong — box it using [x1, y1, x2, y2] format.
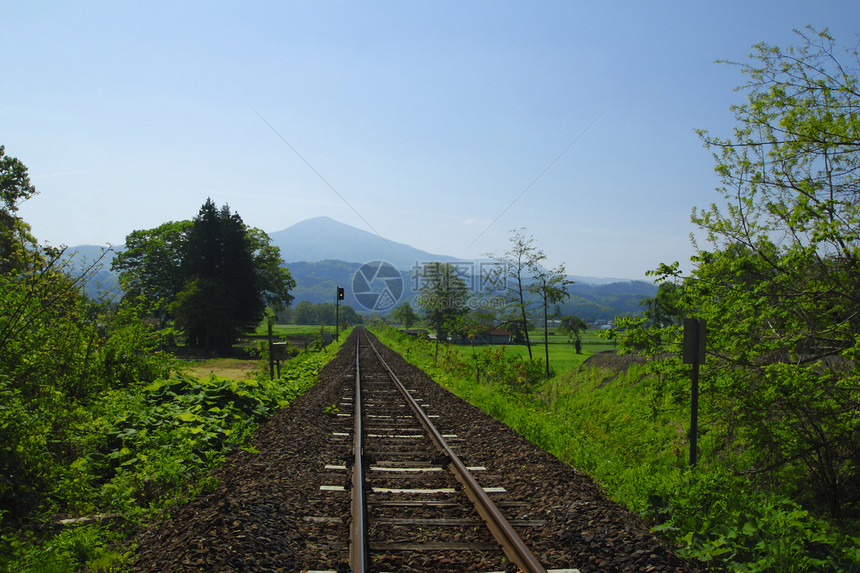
[61, 216, 655, 318]
[61, 245, 121, 299]
[286, 260, 363, 305]
[283, 259, 656, 321]
[269, 216, 459, 271]
[569, 274, 642, 286]
[562, 280, 657, 322]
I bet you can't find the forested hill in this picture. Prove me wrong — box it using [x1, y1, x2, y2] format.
[66, 248, 655, 321]
[288, 259, 656, 322]
[286, 260, 363, 305]
[65, 244, 657, 322]
[563, 280, 657, 322]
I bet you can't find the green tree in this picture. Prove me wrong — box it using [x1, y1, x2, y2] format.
[642, 274, 685, 329]
[245, 226, 295, 312]
[0, 145, 39, 273]
[415, 262, 468, 343]
[559, 315, 587, 354]
[391, 301, 420, 328]
[529, 264, 571, 377]
[317, 302, 336, 325]
[618, 269, 686, 355]
[629, 28, 860, 519]
[111, 220, 193, 313]
[337, 304, 361, 326]
[293, 300, 316, 324]
[172, 200, 264, 352]
[489, 229, 546, 358]
[113, 201, 294, 352]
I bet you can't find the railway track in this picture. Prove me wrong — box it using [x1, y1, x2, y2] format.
[131, 327, 699, 572]
[317, 329, 551, 572]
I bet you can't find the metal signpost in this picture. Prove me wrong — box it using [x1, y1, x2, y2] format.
[683, 318, 706, 467]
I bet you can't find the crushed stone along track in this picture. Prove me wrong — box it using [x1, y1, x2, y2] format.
[343, 331, 546, 572]
[130, 328, 700, 572]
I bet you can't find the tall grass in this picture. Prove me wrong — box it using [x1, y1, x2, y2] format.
[373, 325, 860, 572]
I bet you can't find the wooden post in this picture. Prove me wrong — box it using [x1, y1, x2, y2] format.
[268, 321, 275, 381]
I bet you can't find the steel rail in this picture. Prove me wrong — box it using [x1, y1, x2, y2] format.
[349, 336, 368, 572]
[362, 332, 548, 573]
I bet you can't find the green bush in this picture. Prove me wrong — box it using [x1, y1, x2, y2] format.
[1, 314, 348, 571]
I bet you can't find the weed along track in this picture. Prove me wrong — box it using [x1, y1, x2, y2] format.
[131, 327, 698, 572]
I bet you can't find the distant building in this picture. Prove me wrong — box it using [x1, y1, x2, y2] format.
[453, 327, 511, 345]
[400, 329, 430, 340]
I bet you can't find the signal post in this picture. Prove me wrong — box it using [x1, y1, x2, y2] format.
[336, 287, 344, 340]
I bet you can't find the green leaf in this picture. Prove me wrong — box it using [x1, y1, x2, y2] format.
[176, 411, 197, 423]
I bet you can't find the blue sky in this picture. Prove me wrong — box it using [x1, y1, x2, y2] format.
[4, 1, 858, 279]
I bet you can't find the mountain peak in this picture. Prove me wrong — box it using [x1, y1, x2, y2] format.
[289, 215, 341, 226]
[269, 217, 457, 270]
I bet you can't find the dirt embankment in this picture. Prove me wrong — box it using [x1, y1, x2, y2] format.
[581, 350, 646, 373]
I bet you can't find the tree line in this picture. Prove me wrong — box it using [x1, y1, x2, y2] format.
[111, 199, 295, 353]
[280, 300, 363, 326]
[388, 233, 587, 379]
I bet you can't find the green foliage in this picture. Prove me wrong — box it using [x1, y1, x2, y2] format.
[558, 315, 587, 353]
[640, 276, 685, 329]
[651, 471, 860, 571]
[244, 226, 296, 312]
[0, 145, 39, 274]
[1, 336, 343, 571]
[111, 220, 193, 310]
[176, 199, 266, 352]
[615, 28, 860, 523]
[377, 325, 546, 397]
[390, 302, 420, 328]
[373, 325, 860, 572]
[112, 199, 296, 352]
[0, 145, 37, 211]
[323, 403, 340, 416]
[529, 264, 571, 378]
[0, 256, 174, 524]
[289, 300, 362, 326]
[0, 148, 325, 571]
[2, 524, 127, 573]
[75, 370, 315, 498]
[415, 262, 469, 341]
[488, 228, 547, 359]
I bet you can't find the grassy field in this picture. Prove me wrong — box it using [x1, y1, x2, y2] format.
[498, 329, 616, 371]
[252, 323, 344, 339]
[249, 322, 616, 374]
[451, 328, 616, 373]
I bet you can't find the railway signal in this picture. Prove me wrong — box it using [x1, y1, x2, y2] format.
[335, 287, 344, 340]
